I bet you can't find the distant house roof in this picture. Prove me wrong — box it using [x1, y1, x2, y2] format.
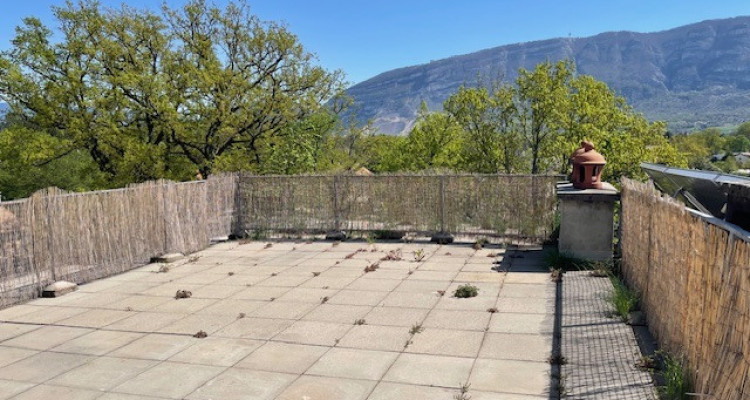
[354, 167, 373, 176]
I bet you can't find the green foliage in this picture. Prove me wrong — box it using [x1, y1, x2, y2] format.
[0, 126, 109, 199]
[657, 351, 691, 400]
[607, 275, 640, 322]
[0, 0, 343, 186]
[453, 284, 479, 298]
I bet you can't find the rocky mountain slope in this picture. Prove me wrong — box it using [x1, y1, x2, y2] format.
[346, 16, 750, 134]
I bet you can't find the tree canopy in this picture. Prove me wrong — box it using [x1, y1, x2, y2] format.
[0, 0, 344, 187]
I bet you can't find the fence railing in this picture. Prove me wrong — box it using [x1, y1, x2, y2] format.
[621, 178, 750, 399]
[0, 172, 557, 309]
[0, 174, 237, 308]
[237, 173, 559, 240]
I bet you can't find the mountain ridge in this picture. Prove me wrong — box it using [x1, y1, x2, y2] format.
[346, 16, 750, 134]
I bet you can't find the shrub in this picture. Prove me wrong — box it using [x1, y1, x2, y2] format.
[658, 351, 691, 400]
[454, 284, 479, 298]
[607, 275, 639, 321]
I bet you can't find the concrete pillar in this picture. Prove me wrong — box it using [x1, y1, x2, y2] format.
[557, 182, 619, 261]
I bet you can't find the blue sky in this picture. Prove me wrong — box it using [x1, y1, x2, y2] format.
[3, 1, 750, 85]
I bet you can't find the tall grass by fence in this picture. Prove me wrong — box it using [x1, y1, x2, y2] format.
[237, 173, 559, 240]
[0, 174, 237, 308]
[621, 178, 750, 399]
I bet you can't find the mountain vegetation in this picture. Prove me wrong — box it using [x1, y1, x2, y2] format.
[347, 16, 750, 134]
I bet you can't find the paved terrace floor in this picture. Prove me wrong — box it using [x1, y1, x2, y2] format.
[0, 240, 555, 400]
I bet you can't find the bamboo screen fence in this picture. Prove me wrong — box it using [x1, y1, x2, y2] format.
[0, 174, 237, 308]
[621, 178, 750, 399]
[237, 173, 559, 240]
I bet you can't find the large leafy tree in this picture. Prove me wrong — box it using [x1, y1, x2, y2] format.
[0, 0, 343, 185]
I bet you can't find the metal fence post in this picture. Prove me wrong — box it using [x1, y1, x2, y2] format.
[333, 175, 341, 231]
[440, 175, 445, 233]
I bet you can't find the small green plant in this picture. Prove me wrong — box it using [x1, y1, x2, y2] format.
[545, 249, 591, 271]
[548, 353, 567, 365]
[607, 275, 640, 322]
[321, 296, 329, 304]
[264, 242, 273, 249]
[413, 249, 425, 262]
[381, 249, 403, 261]
[636, 354, 657, 371]
[550, 268, 563, 282]
[658, 351, 691, 400]
[454, 284, 479, 298]
[472, 237, 487, 250]
[174, 290, 192, 299]
[193, 330, 207, 338]
[364, 263, 380, 273]
[409, 323, 424, 334]
[354, 318, 366, 325]
[486, 307, 498, 313]
[454, 382, 471, 400]
[312, 271, 321, 277]
[366, 235, 376, 245]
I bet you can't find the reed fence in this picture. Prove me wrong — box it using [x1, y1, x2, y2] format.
[237, 173, 559, 240]
[0, 174, 237, 308]
[621, 178, 750, 399]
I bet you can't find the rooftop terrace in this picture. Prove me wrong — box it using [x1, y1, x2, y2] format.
[0, 240, 557, 399]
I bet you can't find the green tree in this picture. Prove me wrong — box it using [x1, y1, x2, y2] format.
[403, 102, 464, 171]
[516, 60, 573, 174]
[0, 0, 343, 185]
[444, 85, 522, 173]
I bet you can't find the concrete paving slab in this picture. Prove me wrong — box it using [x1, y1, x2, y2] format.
[405, 328, 484, 358]
[496, 297, 554, 314]
[499, 283, 555, 299]
[157, 313, 236, 335]
[337, 325, 412, 352]
[0, 323, 40, 342]
[153, 298, 218, 314]
[273, 320, 352, 346]
[0, 379, 34, 399]
[231, 286, 291, 300]
[328, 290, 389, 306]
[346, 277, 401, 292]
[469, 358, 550, 396]
[454, 271, 504, 283]
[367, 382, 457, 400]
[169, 337, 262, 366]
[51, 330, 143, 355]
[307, 348, 398, 380]
[49, 356, 158, 391]
[235, 342, 328, 374]
[111, 361, 224, 399]
[1, 325, 93, 350]
[0, 351, 92, 383]
[214, 317, 293, 340]
[57, 308, 134, 328]
[406, 270, 458, 281]
[186, 368, 296, 400]
[488, 312, 554, 335]
[503, 272, 551, 284]
[383, 353, 473, 388]
[302, 303, 372, 324]
[274, 375, 376, 400]
[300, 275, 358, 289]
[5, 306, 88, 324]
[378, 291, 440, 309]
[249, 300, 316, 320]
[362, 306, 429, 327]
[479, 333, 552, 362]
[9, 384, 101, 400]
[422, 309, 491, 331]
[103, 295, 173, 312]
[276, 288, 340, 303]
[189, 284, 246, 299]
[105, 312, 188, 332]
[0, 346, 37, 368]
[108, 333, 195, 360]
[195, 298, 266, 316]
